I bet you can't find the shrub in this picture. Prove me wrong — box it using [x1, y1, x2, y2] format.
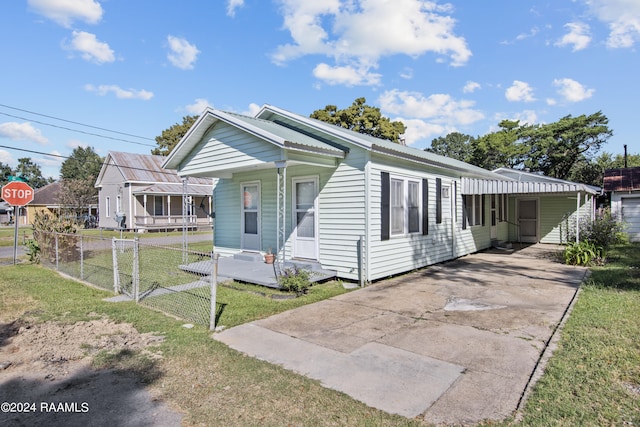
[563, 241, 604, 266]
[25, 239, 40, 264]
[278, 265, 312, 295]
[32, 211, 80, 263]
[568, 208, 625, 250]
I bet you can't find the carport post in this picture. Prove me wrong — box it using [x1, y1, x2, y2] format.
[576, 192, 581, 243]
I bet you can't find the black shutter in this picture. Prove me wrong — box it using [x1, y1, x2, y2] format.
[381, 172, 390, 241]
[462, 195, 467, 230]
[422, 178, 428, 235]
[436, 178, 442, 224]
[481, 195, 486, 226]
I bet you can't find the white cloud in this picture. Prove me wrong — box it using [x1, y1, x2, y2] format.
[399, 67, 414, 80]
[555, 22, 591, 51]
[553, 78, 594, 102]
[226, 0, 244, 17]
[582, 0, 640, 48]
[65, 30, 115, 64]
[84, 84, 154, 100]
[185, 98, 212, 115]
[505, 80, 536, 102]
[272, 0, 471, 87]
[500, 26, 539, 45]
[546, 98, 557, 106]
[66, 140, 88, 149]
[378, 89, 484, 145]
[0, 122, 48, 145]
[242, 103, 262, 117]
[28, 0, 103, 28]
[312, 63, 381, 86]
[494, 110, 538, 126]
[463, 81, 481, 93]
[0, 149, 15, 165]
[166, 35, 200, 70]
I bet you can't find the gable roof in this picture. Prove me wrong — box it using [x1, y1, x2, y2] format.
[256, 104, 502, 180]
[603, 167, 640, 191]
[96, 151, 213, 187]
[163, 108, 347, 172]
[32, 181, 62, 206]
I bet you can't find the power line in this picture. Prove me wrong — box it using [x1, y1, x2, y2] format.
[0, 111, 156, 148]
[0, 144, 178, 176]
[0, 103, 154, 141]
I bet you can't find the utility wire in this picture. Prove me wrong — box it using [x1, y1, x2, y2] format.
[0, 144, 179, 176]
[0, 111, 156, 147]
[0, 103, 154, 141]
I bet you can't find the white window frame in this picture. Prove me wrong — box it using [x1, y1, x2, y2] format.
[105, 197, 110, 217]
[390, 176, 422, 236]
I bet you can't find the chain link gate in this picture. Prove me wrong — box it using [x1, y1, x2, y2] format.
[112, 238, 138, 299]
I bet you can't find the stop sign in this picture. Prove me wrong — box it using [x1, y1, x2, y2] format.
[1, 181, 35, 206]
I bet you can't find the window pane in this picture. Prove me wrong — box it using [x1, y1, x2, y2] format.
[154, 197, 163, 216]
[244, 212, 258, 234]
[464, 195, 473, 226]
[474, 195, 482, 226]
[243, 185, 259, 209]
[296, 212, 315, 238]
[391, 179, 404, 234]
[408, 181, 420, 233]
[296, 182, 315, 210]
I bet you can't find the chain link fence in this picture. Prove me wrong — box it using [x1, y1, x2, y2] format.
[34, 231, 219, 329]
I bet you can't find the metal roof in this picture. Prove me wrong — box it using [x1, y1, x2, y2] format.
[603, 167, 640, 192]
[104, 151, 213, 185]
[132, 183, 212, 196]
[461, 168, 600, 195]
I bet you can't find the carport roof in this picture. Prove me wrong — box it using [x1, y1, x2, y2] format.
[461, 168, 600, 195]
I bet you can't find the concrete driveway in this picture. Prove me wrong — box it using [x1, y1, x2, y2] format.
[213, 245, 588, 425]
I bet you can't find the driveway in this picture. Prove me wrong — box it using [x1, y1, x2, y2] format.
[213, 245, 588, 425]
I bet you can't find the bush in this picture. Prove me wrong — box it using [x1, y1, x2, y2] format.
[32, 211, 80, 264]
[278, 266, 312, 295]
[569, 209, 625, 250]
[564, 241, 604, 266]
[25, 239, 40, 264]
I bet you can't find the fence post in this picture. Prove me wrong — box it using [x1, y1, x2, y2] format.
[133, 237, 140, 303]
[112, 238, 120, 294]
[55, 233, 59, 270]
[209, 252, 219, 331]
[80, 234, 84, 280]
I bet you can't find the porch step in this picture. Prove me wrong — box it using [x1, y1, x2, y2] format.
[491, 239, 514, 252]
[233, 251, 264, 262]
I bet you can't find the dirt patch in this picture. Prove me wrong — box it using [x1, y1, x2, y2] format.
[0, 316, 183, 427]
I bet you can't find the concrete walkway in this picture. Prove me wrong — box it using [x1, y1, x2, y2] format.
[213, 244, 588, 425]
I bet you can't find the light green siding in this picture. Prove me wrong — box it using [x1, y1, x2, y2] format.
[180, 121, 283, 176]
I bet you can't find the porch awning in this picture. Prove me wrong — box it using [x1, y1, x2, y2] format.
[132, 183, 212, 196]
[461, 177, 600, 195]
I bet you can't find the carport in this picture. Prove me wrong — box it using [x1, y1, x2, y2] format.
[214, 244, 589, 425]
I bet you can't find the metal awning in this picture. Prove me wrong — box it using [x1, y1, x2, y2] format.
[461, 177, 600, 195]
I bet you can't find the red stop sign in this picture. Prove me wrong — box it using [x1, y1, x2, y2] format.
[1, 181, 35, 206]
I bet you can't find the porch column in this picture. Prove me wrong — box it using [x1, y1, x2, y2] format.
[167, 195, 171, 225]
[143, 194, 148, 225]
[275, 161, 287, 263]
[576, 192, 581, 243]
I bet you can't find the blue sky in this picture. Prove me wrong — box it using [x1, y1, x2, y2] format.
[0, 0, 638, 178]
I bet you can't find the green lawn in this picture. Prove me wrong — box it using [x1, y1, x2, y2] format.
[1, 243, 639, 426]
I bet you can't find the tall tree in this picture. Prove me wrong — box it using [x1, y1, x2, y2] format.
[60, 146, 103, 181]
[471, 120, 528, 170]
[310, 97, 406, 143]
[152, 115, 198, 156]
[13, 158, 53, 188]
[0, 162, 13, 186]
[521, 111, 612, 180]
[425, 132, 474, 162]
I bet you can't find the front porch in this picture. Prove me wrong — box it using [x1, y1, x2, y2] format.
[182, 252, 337, 288]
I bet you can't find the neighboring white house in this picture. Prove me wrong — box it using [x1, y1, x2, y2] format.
[95, 151, 215, 232]
[162, 105, 598, 282]
[604, 166, 640, 242]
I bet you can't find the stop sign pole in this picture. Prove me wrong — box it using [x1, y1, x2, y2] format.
[1, 180, 35, 265]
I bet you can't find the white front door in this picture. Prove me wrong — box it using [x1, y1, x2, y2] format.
[292, 177, 318, 260]
[241, 182, 260, 251]
[518, 199, 538, 243]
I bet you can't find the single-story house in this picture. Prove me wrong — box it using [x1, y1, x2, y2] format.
[95, 151, 215, 232]
[24, 181, 62, 225]
[604, 166, 640, 242]
[162, 104, 598, 282]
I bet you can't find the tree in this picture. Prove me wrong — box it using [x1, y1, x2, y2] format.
[60, 146, 103, 181]
[521, 111, 612, 180]
[0, 162, 13, 186]
[569, 151, 640, 187]
[13, 158, 53, 188]
[57, 178, 98, 220]
[310, 97, 406, 143]
[426, 132, 474, 162]
[471, 120, 528, 170]
[152, 115, 198, 156]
